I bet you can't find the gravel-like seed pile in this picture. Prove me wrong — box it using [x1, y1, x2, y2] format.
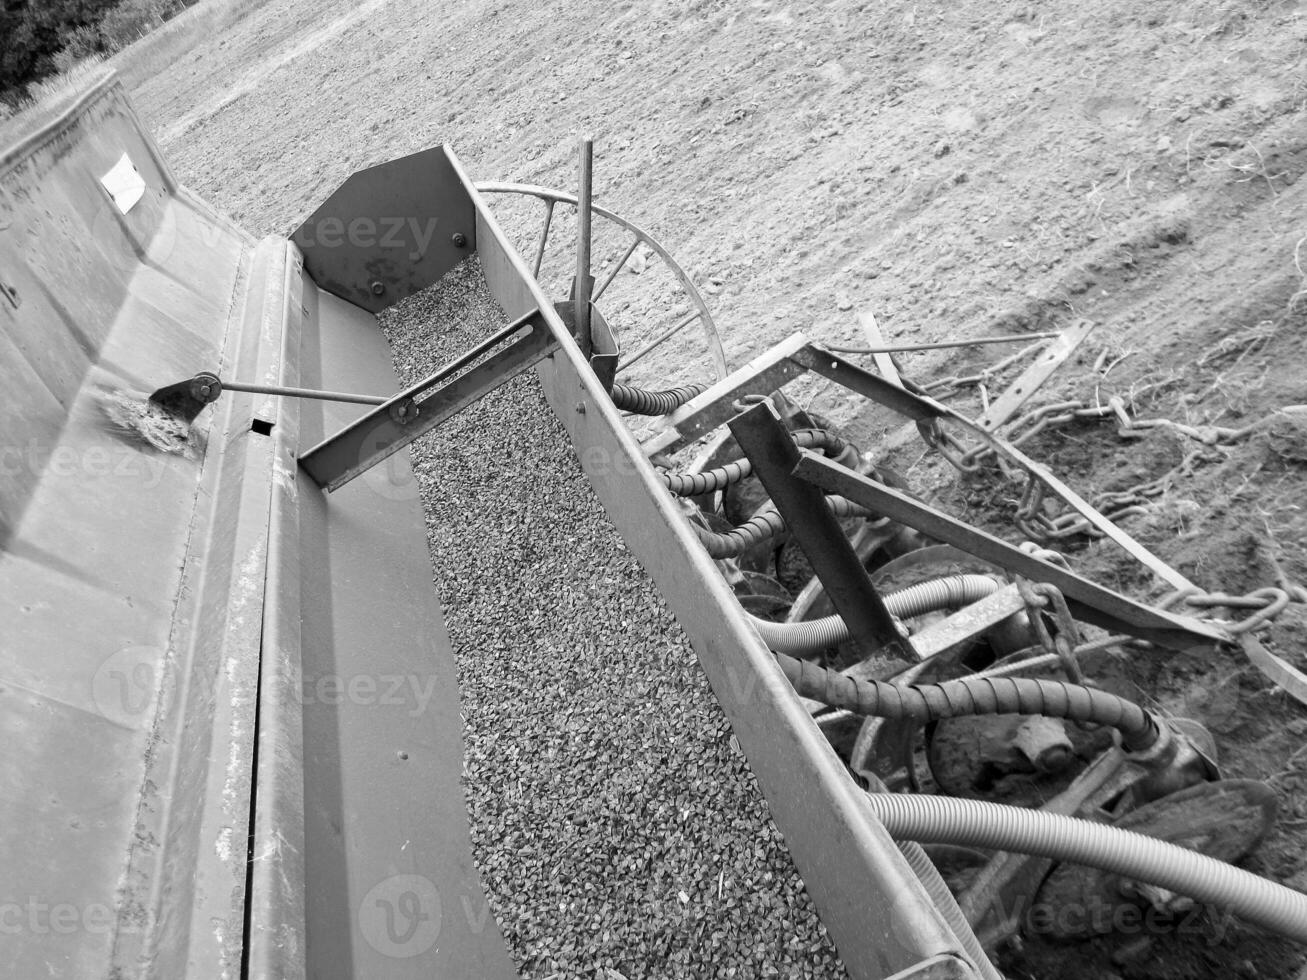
[380, 260, 847, 979]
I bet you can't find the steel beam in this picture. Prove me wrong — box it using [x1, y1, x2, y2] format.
[730, 401, 914, 663]
[792, 451, 1226, 652]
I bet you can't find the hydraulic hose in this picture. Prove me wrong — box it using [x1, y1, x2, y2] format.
[611, 381, 708, 415]
[777, 642, 1161, 753]
[693, 495, 871, 559]
[753, 574, 1000, 657]
[663, 429, 851, 496]
[865, 791, 1307, 943]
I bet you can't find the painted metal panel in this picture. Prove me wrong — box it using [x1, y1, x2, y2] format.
[291, 147, 476, 313]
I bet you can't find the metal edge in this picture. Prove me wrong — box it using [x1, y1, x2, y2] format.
[246, 241, 309, 979]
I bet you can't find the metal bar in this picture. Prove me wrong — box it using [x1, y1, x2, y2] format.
[220, 379, 386, 405]
[856, 309, 903, 388]
[300, 306, 537, 470]
[730, 401, 914, 662]
[642, 332, 812, 455]
[299, 312, 557, 491]
[573, 137, 594, 349]
[532, 198, 554, 279]
[792, 450, 1227, 652]
[826, 330, 1061, 357]
[795, 341, 1194, 591]
[617, 308, 699, 372]
[595, 236, 640, 302]
[978, 318, 1097, 430]
[791, 343, 947, 424]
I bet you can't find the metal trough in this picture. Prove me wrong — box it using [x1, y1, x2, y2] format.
[1, 74, 992, 978]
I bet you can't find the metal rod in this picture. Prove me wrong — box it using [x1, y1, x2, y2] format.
[220, 380, 387, 405]
[618, 308, 700, 371]
[594, 236, 640, 302]
[532, 199, 554, 279]
[574, 137, 594, 344]
[730, 401, 914, 662]
[823, 331, 1061, 356]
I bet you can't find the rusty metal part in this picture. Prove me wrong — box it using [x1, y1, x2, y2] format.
[792, 450, 1226, 652]
[571, 137, 594, 354]
[977, 318, 1097, 430]
[642, 333, 1198, 592]
[730, 401, 915, 662]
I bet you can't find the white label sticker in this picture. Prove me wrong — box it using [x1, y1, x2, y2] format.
[100, 153, 146, 214]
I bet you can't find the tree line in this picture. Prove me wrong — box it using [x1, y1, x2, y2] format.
[1, 0, 193, 103]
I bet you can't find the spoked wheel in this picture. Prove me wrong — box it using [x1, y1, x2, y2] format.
[475, 183, 730, 392]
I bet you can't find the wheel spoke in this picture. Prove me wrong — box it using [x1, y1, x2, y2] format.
[619, 308, 701, 371]
[594, 236, 640, 302]
[532, 199, 555, 279]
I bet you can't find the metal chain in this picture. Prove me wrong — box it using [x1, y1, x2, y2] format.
[1155, 586, 1291, 635]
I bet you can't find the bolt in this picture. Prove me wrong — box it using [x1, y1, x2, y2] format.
[370, 280, 385, 296]
[451, 232, 468, 248]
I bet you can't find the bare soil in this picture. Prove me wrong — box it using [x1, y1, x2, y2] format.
[115, 0, 1307, 976]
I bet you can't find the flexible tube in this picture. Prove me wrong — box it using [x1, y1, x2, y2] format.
[777, 647, 1160, 752]
[866, 792, 1307, 943]
[693, 495, 871, 559]
[611, 381, 708, 415]
[753, 574, 1000, 656]
[663, 429, 850, 496]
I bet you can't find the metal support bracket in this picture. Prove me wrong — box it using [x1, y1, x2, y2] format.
[730, 401, 915, 662]
[791, 450, 1227, 652]
[299, 307, 557, 490]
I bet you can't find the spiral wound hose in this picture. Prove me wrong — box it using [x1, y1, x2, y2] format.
[694, 495, 871, 559]
[777, 645, 1161, 752]
[753, 574, 1000, 656]
[610, 382, 709, 415]
[865, 792, 1307, 943]
[664, 429, 851, 496]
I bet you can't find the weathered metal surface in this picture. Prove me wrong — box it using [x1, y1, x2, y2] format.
[2, 75, 514, 980]
[731, 401, 914, 662]
[642, 332, 812, 455]
[792, 451, 1226, 652]
[451, 153, 990, 978]
[291, 286, 517, 980]
[977, 318, 1097, 430]
[292, 146, 475, 314]
[0, 73, 261, 978]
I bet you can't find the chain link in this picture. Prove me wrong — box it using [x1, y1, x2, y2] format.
[1155, 586, 1291, 634]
